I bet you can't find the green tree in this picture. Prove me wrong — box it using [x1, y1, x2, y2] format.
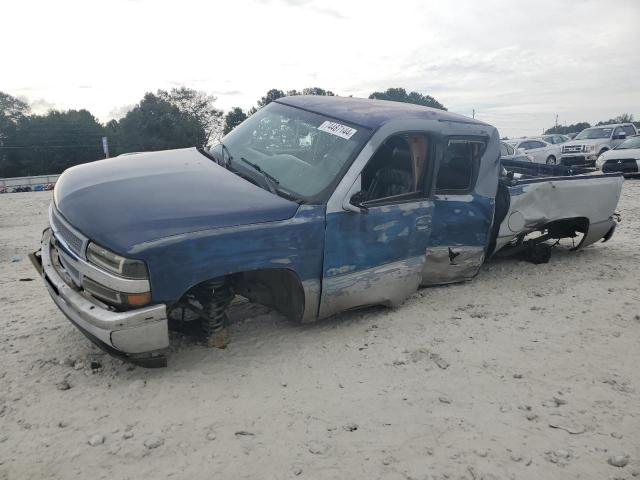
[596, 113, 634, 126]
[301, 87, 335, 96]
[158, 87, 223, 145]
[257, 89, 286, 108]
[0, 92, 29, 126]
[544, 122, 591, 135]
[368, 87, 446, 110]
[111, 92, 202, 155]
[223, 107, 248, 135]
[0, 109, 104, 177]
[0, 92, 29, 156]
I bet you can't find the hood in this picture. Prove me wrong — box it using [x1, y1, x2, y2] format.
[54, 148, 299, 253]
[562, 139, 607, 148]
[600, 147, 640, 161]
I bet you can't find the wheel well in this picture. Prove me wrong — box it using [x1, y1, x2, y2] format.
[231, 269, 305, 322]
[493, 217, 590, 259]
[545, 217, 589, 241]
[171, 268, 306, 323]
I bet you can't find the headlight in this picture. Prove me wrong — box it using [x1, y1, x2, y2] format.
[86, 242, 148, 279]
[82, 277, 151, 308]
[583, 145, 595, 152]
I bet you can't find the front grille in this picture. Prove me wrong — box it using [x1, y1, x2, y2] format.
[561, 155, 591, 166]
[58, 254, 80, 282]
[50, 209, 84, 256]
[562, 145, 583, 153]
[603, 159, 638, 173]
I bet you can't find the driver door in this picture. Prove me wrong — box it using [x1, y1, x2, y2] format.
[319, 134, 435, 318]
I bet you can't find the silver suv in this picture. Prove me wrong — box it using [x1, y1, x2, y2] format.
[560, 123, 638, 167]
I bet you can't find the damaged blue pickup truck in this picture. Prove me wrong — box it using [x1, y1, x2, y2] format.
[31, 96, 623, 367]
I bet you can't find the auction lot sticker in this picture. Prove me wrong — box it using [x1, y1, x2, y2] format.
[318, 121, 357, 140]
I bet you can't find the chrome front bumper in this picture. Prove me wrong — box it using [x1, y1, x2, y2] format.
[31, 229, 169, 367]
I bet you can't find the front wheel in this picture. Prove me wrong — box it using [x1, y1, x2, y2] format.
[546, 155, 557, 165]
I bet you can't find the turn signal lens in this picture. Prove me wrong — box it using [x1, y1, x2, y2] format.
[123, 292, 152, 307]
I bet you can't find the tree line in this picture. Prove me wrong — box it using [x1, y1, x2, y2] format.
[0, 88, 223, 177]
[221, 87, 446, 134]
[0, 86, 445, 178]
[543, 113, 639, 135]
[5, 83, 636, 179]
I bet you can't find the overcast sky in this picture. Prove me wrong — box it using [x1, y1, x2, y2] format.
[4, 0, 640, 136]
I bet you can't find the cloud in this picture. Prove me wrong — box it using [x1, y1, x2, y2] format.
[107, 104, 135, 120]
[28, 98, 57, 114]
[257, 0, 346, 18]
[210, 90, 243, 96]
[3, 0, 638, 135]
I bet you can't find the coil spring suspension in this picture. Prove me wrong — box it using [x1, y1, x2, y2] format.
[194, 278, 234, 348]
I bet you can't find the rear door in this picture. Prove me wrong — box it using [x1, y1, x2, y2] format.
[422, 137, 494, 285]
[522, 140, 548, 163]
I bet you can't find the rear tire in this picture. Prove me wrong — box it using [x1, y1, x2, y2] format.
[546, 156, 557, 165]
[523, 243, 552, 264]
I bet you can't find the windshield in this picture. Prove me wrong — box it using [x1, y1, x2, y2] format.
[216, 102, 370, 202]
[615, 136, 640, 150]
[575, 127, 613, 140]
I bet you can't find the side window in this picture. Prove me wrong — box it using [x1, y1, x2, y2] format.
[499, 143, 508, 156]
[622, 125, 636, 136]
[361, 134, 427, 203]
[519, 141, 530, 150]
[613, 127, 629, 137]
[435, 139, 485, 194]
[531, 141, 544, 149]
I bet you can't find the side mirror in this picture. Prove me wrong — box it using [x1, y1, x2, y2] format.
[345, 191, 369, 214]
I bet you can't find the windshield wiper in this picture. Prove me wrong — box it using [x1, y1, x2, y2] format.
[238, 157, 302, 202]
[239, 157, 279, 194]
[220, 142, 233, 168]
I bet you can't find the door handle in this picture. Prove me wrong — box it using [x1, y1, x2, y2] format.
[415, 216, 432, 230]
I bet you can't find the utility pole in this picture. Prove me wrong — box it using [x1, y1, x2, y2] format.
[101, 137, 109, 158]
[472, 109, 476, 119]
[555, 114, 558, 130]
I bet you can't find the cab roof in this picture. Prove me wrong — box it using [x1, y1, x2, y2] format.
[276, 95, 488, 130]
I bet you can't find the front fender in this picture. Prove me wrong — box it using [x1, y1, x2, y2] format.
[133, 205, 326, 308]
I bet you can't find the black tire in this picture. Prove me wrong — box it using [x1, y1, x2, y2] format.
[523, 243, 552, 264]
[546, 155, 557, 165]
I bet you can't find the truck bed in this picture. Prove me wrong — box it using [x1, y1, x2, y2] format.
[492, 160, 624, 255]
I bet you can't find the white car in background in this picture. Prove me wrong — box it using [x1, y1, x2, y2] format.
[506, 138, 561, 164]
[596, 135, 640, 177]
[537, 134, 570, 145]
[500, 141, 533, 162]
[560, 123, 638, 167]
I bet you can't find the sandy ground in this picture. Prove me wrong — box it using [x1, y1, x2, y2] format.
[1, 183, 639, 480]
